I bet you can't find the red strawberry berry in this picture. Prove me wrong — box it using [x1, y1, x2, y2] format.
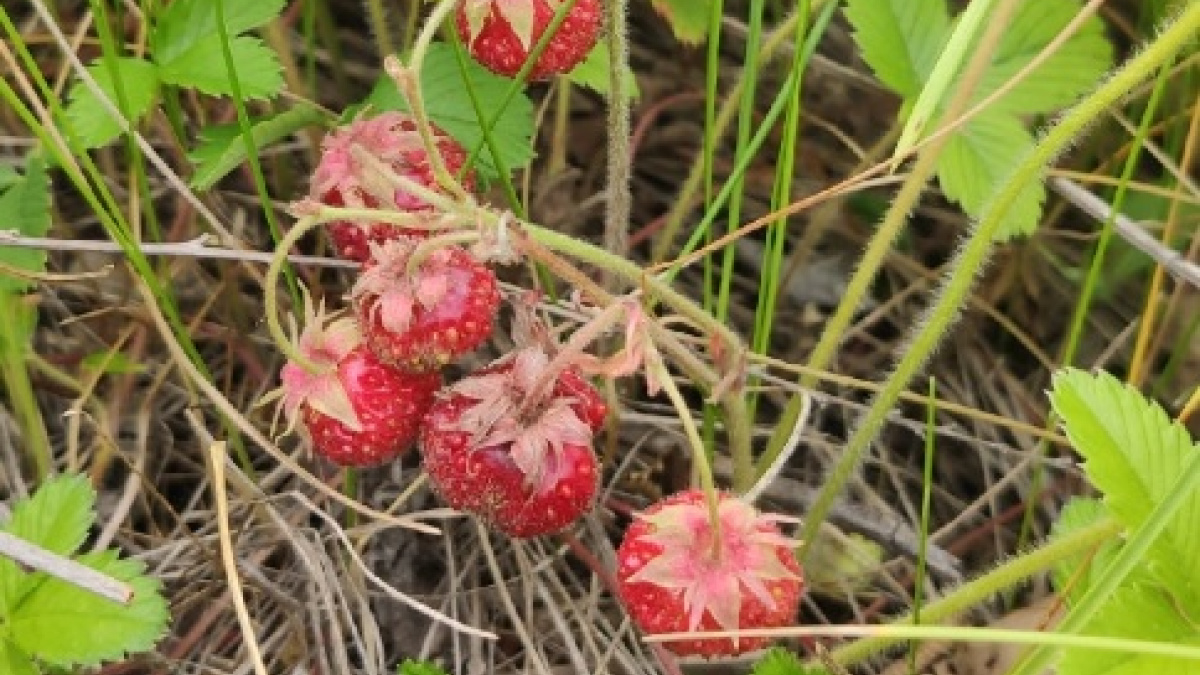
[456, 0, 602, 80]
[420, 347, 607, 537]
[616, 490, 803, 658]
[352, 239, 500, 371]
[310, 112, 473, 262]
[264, 301, 441, 466]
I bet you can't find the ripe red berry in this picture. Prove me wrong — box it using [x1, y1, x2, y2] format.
[310, 112, 473, 262]
[265, 303, 441, 467]
[420, 347, 607, 537]
[352, 239, 501, 371]
[456, 0, 602, 80]
[615, 490, 804, 658]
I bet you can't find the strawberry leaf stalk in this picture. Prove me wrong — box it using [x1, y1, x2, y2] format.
[310, 111, 473, 261]
[616, 490, 804, 658]
[457, 0, 603, 80]
[352, 238, 501, 371]
[261, 297, 441, 467]
[420, 345, 608, 537]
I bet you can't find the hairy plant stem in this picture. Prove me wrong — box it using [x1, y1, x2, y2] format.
[264, 215, 326, 373]
[822, 516, 1122, 669]
[792, 0, 1200, 569]
[405, 230, 481, 277]
[363, 0, 395, 60]
[602, 0, 632, 287]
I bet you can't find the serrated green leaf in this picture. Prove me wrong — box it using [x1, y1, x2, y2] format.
[845, 0, 951, 98]
[0, 166, 19, 190]
[1, 474, 94, 558]
[650, 0, 715, 45]
[938, 111, 1045, 238]
[0, 156, 51, 295]
[152, 0, 285, 64]
[752, 646, 829, 675]
[1057, 583, 1200, 675]
[0, 474, 94, 616]
[362, 42, 536, 183]
[0, 639, 37, 675]
[1049, 369, 1200, 607]
[565, 42, 639, 100]
[7, 550, 169, 668]
[976, 0, 1112, 115]
[1050, 497, 1157, 607]
[188, 104, 326, 190]
[398, 658, 450, 675]
[157, 36, 283, 99]
[63, 57, 159, 149]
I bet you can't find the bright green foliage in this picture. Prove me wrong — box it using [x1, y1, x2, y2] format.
[63, 0, 284, 148]
[0, 474, 170, 672]
[65, 58, 160, 149]
[751, 647, 830, 675]
[939, 113, 1043, 235]
[362, 43, 536, 183]
[188, 104, 325, 190]
[565, 42, 640, 100]
[844, 0, 950, 98]
[0, 156, 50, 296]
[397, 658, 450, 675]
[650, 0, 715, 45]
[846, 0, 1112, 238]
[1049, 369, 1200, 675]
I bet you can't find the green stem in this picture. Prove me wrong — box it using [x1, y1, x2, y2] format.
[823, 517, 1122, 669]
[405, 229, 481, 277]
[653, 357, 722, 538]
[602, 0, 632, 275]
[0, 299, 49, 479]
[363, 0, 395, 59]
[263, 215, 324, 373]
[793, 0, 1200, 567]
[213, 0, 301, 309]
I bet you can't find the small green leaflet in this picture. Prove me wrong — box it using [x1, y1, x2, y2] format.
[63, 0, 284, 149]
[565, 42, 640, 101]
[938, 112, 1044, 237]
[751, 647, 830, 675]
[845, 0, 1112, 238]
[188, 104, 326, 190]
[361, 42, 536, 183]
[0, 156, 50, 296]
[0, 474, 170, 670]
[844, 0, 950, 99]
[156, 35, 282, 99]
[64, 58, 160, 150]
[397, 658, 450, 675]
[650, 0, 715, 45]
[1056, 584, 1200, 675]
[1049, 369, 1200, 608]
[151, 0, 285, 64]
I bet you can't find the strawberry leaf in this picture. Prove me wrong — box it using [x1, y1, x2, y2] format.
[152, 0, 285, 64]
[0, 639, 37, 675]
[938, 111, 1045, 238]
[844, 0, 951, 99]
[1050, 497, 1161, 607]
[0, 156, 51, 295]
[361, 42, 535, 183]
[650, 0, 715, 45]
[976, 0, 1112, 115]
[6, 550, 169, 668]
[1049, 369, 1200, 607]
[1057, 583, 1200, 675]
[752, 646, 829, 675]
[157, 35, 283, 99]
[63, 57, 160, 149]
[188, 104, 325, 190]
[0, 473, 94, 616]
[398, 658, 450, 675]
[565, 41, 639, 100]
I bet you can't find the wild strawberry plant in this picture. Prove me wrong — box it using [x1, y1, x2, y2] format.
[0, 474, 169, 674]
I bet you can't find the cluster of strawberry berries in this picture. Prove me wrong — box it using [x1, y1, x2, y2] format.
[267, 107, 609, 540]
[266, 0, 803, 660]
